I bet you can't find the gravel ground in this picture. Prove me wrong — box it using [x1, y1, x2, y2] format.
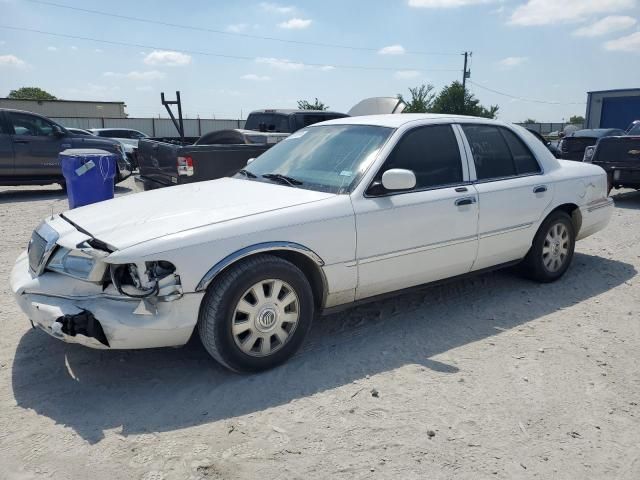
[0, 178, 639, 480]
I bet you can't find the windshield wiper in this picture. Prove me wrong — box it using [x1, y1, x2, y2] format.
[262, 173, 303, 186]
[237, 169, 257, 178]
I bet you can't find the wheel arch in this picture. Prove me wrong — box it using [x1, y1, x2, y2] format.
[195, 242, 327, 309]
[548, 203, 582, 236]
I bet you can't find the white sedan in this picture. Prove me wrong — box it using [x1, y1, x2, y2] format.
[11, 114, 613, 372]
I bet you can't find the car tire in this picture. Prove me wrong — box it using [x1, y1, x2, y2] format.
[198, 254, 315, 373]
[520, 210, 575, 283]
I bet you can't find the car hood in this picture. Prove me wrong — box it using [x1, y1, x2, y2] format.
[62, 178, 335, 250]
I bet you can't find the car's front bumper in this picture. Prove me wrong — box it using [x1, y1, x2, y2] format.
[11, 251, 203, 349]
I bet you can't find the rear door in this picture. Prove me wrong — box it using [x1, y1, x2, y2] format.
[459, 124, 552, 271]
[7, 111, 69, 178]
[0, 111, 15, 177]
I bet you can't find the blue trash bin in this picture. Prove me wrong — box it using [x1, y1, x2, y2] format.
[60, 149, 117, 209]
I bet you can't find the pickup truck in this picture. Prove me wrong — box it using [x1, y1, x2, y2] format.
[135, 109, 347, 191]
[584, 121, 640, 194]
[559, 128, 626, 161]
[0, 109, 131, 189]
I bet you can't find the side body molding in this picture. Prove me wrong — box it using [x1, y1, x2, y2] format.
[195, 241, 326, 292]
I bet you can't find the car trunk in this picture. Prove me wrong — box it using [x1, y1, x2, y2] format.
[561, 137, 597, 161]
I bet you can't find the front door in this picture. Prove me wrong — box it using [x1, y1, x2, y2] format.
[7, 111, 69, 179]
[352, 124, 479, 300]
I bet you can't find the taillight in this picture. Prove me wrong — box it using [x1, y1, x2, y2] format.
[177, 156, 194, 176]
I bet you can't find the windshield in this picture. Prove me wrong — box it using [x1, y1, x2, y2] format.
[240, 124, 393, 193]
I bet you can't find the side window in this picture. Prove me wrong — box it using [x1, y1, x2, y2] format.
[9, 112, 55, 137]
[131, 131, 147, 139]
[380, 124, 463, 189]
[501, 129, 541, 175]
[462, 125, 516, 180]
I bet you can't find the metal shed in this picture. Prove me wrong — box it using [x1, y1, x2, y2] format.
[585, 88, 640, 130]
[0, 98, 127, 118]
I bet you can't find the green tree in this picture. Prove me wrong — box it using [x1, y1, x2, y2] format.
[397, 84, 436, 113]
[8, 87, 57, 101]
[569, 115, 585, 125]
[297, 98, 329, 110]
[522, 118, 537, 124]
[430, 81, 499, 119]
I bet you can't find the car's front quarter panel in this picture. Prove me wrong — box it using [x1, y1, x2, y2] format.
[106, 194, 358, 307]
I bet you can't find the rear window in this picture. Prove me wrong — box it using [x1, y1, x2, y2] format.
[244, 114, 290, 133]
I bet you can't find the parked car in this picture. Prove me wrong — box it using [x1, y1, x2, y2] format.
[243, 109, 349, 133]
[11, 114, 613, 372]
[559, 128, 625, 161]
[584, 120, 640, 194]
[89, 128, 148, 170]
[135, 109, 345, 191]
[0, 109, 131, 188]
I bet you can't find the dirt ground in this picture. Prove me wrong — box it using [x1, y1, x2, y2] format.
[0, 178, 639, 480]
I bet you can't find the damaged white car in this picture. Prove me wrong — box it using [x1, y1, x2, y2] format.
[11, 114, 614, 372]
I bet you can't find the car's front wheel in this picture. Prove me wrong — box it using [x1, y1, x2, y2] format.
[198, 254, 314, 372]
[521, 211, 576, 282]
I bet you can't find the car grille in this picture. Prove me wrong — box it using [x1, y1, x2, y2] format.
[28, 232, 47, 273]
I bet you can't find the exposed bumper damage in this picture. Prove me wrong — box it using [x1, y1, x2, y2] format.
[11, 249, 204, 350]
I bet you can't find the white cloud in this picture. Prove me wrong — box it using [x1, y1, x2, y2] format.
[319, 65, 336, 71]
[103, 70, 165, 80]
[394, 70, 421, 79]
[573, 16, 637, 37]
[409, 0, 496, 7]
[143, 50, 191, 66]
[378, 44, 406, 55]
[278, 18, 312, 29]
[0, 54, 26, 68]
[604, 31, 640, 51]
[70, 45, 78, 50]
[498, 56, 528, 68]
[260, 2, 294, 13]
[241, 74, 271, 81]
[47, 46, 57, 51]
[256, 56, 305, 71]
[226, 23, 249, 33]
[509, 0, 636, 26]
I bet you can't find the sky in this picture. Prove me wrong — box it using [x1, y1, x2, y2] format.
[1, 0, 639, 122]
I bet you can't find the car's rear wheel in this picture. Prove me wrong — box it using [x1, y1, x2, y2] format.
[198, 254, 314, 373]
[521, 211, 575, 283]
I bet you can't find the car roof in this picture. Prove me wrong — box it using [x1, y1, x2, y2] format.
[316, 113, 502, 129]
[89, 128, 140, 132]
[572, 128, 624, 138]
[248, 109, 346, 116]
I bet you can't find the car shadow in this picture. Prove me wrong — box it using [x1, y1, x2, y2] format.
[0, 187, 66, 205]
[612, 189, 640, 210]
[11, 253, 636, 444]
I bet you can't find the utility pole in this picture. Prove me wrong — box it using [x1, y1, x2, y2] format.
[462, 51, 471, 92]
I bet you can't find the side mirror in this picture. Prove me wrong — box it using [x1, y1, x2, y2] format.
[52, 125, 66, 137]
[381, 168, 416, 191]
[247, 158, 256, 165]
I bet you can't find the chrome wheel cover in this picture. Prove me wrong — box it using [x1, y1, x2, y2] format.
[231, 279, 300, 357]
[542, 222, 570, 273]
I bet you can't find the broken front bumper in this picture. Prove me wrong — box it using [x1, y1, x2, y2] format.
[11, 252, 204, 349]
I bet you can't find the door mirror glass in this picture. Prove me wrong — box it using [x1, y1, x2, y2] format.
[381, 168, 416, 191]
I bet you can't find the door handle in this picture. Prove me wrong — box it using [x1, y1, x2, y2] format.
[533, 185, 547, 194]
[455, 197, 476, 207]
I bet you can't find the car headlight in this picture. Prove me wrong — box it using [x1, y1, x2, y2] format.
[47, 247, 106, 282]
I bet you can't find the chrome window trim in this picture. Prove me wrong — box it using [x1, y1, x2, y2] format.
[196, 241, 326, 292]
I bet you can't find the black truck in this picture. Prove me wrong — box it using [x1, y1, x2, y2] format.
[586, 121, 640, 194]
[135, 109, 347, 191]
[558, 128, 626, 161]
[0, 109, 131, 189]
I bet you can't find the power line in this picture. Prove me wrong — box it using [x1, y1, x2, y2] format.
[469, 80, 586, 106]
[0, 24, 461, 73]
[24, 0, 461, 57]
